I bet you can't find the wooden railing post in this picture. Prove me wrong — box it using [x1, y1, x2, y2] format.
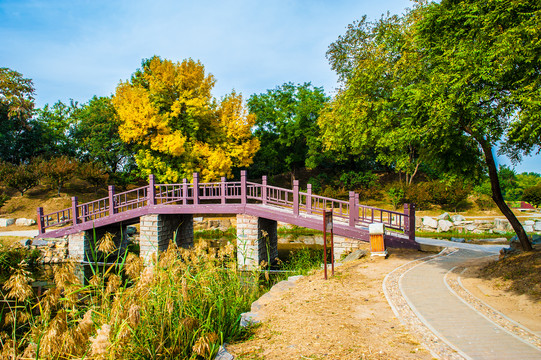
[306, 183, 312, 214]
[221, 177, 226, 204]
[404, 203, 416, 242]
[293, 180, 299, 216]
[71, 196, 79, 225]
[37, 207, 45, 234]
[262, 175, 267, 205]
[354, 193, 360, 221]
[108, 185, 116, 215]
[241, 170, 247, 205]
[349, 191, 356, 226]
[148, 174, 156, 206]
[182, 178, 188, 205]
[193, 173, 199, 205]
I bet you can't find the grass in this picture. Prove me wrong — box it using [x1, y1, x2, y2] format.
[415, 231, 515, 240]
[0, 237, 261, 359]
[478, 248, 541, 301]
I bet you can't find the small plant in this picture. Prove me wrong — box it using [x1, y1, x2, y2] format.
[387, 185, 405, 210]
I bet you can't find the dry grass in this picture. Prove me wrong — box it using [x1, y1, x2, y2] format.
[478, 247, 541, 301]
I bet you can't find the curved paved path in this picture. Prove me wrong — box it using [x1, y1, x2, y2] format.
[398, 242, 541, 359]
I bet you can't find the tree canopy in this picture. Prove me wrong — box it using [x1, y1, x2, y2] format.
[0, 68, 40, 163]
[320, 0, 540, 250]
[74, 96, 133, 174]
[247, 82, 329, 179]
[113, 56, 259, 182]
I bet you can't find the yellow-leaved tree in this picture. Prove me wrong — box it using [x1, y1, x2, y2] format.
[113, 56, 259, 182]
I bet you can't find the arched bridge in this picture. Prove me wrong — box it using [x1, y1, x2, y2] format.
[36, 171, 417, 267]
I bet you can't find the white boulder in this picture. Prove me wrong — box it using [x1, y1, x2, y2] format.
[422, 217, 438, 229]
[534, 221, 541, 232]
[438, 212, 451, 221]
[524, 220, 535, 226]
[451, 214, 466, 222]
[16, 218, 37, 226]
[524, 225, 534, 233]
[438, 220, 454, 232]
[0, 218, 15, 227]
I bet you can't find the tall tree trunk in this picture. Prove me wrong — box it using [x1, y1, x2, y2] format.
[479, 139, 532, 251]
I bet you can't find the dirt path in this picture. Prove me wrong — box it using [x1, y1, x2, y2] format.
[227, 247, 434, 360]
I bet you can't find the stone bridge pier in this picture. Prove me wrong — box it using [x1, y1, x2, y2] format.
[236, 214, 278, 270]
[68, 223, 130, 262]
[139, 214, 194, 263]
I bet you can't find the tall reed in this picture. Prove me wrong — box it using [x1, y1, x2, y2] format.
[1, 236, 259, 359]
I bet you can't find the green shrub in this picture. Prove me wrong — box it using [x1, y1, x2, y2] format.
[339, 170, 378, 191]
[387, 184, 406, 210]
[404, 182, 432, 210]
[523, 184, 541, 207]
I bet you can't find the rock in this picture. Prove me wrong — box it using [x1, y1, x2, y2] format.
[19, 239, 32, 247]
[532, 235, 541, 245]
[451, 214, 466, 222]
[126, 226, 137, 235]
[343, 249, 368, 262]
[438, 212, 451, 221]
[454, 220, 473, 226]
[31, 239, 49, 247]
[422, 217, 438, 229]
[15, 218, 37, 226]
[437, 220, 453, 232]
[56, 241, 67, 248]
[524, 220, 535, 226]
[239, 312, 260, 327]
[214, 345, 234, 360]
[534, 221, 541, 232]
[450, 237, 465, 243]
[47, 241, 56, 249]
[465, 224, 477, 232]
[524, 225, 534, 233]
[0, 218, 15, 227]
[494, 219, 511, 231]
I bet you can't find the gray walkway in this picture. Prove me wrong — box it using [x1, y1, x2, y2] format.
[400, 244, 541, 359]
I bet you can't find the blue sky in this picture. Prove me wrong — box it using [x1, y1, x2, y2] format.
[1, 0, 539, 173]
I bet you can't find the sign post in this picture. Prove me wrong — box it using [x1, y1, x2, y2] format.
[323, 210, 334, 279]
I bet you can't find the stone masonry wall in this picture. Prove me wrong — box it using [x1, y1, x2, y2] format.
[236, 214, 277, 270]
[68, 224, 130, 262]
[140, 214, 193, 263]
[333, 236, 363, 261]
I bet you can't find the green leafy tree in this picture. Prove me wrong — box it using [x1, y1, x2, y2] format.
[413, 0, 540, 250]
[35, 100, 80, 158]
[0, 162, 39, 196]
[322, 14, 483, 185]
[523, 185, 541, 207]
[77, 161, 110, 194]
[0, 68, 42, 163]
[74, 96, 134, 175]
[322, 1, 539, 250]
[247, 82, 329, 179]
[40, 156, 78, 196]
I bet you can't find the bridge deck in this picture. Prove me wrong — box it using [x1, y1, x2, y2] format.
[36, 172, 417, 248]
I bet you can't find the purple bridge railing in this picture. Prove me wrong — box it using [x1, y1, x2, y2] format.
[36, 171, 417, 248]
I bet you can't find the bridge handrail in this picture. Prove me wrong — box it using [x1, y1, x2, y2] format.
[36, 171, 415, 244]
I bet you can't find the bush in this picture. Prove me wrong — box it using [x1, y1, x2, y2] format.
[523, 184, 541, 207]
[404, 182, 432, 210]
[339, 170, 378, 191]
[78, 161, 110, 193]
[40, 156, 78, 196]
[387, 183, 406, 210]
[430, 180, 472, 212]
[0, 161, 40, 196]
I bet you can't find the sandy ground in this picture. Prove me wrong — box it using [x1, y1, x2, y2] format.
[460, 262, 541, 336]
[228, 246, 434, 360]
[228, 246, 541, 360]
